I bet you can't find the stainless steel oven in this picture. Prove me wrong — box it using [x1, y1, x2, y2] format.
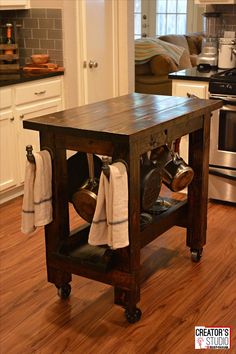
[209, 69, 236, 203]
[208, 98, 236, 203]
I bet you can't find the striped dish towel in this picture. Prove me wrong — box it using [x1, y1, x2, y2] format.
[21, 150, 53, 234]
[135, 38, 185, 65]
[88, 161, 129, 250]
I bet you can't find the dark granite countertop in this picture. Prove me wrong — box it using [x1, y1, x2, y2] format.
[0, 69, 64, 87]
[168, 67, 225, 82]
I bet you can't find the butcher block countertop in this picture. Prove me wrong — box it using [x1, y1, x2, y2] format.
[24, 93, 222, 152]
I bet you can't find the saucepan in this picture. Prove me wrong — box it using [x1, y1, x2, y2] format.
[150, 145, 194, 192]
[67, 152, 102, 223]
[71, 153, 100, 223]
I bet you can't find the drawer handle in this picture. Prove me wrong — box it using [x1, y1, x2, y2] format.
[34, 90, 46, 96]
[20, 114, 24, 119]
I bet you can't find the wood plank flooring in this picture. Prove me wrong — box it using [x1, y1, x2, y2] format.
[0, 196, 236, 354]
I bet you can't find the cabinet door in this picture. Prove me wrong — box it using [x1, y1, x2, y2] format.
[16, 98, 62, 184]
[0, 0, 30, 10]
[172, 80, 208, 164]
[81, 0, 116, 104]
[0, 89, 18, 192]
[172, 81, 209, 99]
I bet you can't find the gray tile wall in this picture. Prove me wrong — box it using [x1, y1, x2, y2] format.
[206, 4, 236, 37]
[0, 8, 63, 67]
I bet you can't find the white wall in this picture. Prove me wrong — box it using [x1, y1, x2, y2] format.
[127, 0, 135, 93]
[62, 0, 80, 108]
[118, 0, 134, 95]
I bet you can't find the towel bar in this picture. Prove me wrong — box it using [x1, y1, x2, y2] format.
[101, 157, 128, 181]
[26, 145, 35, 163]
[25, 145, 53, 163]
[101, 156, 110, 179]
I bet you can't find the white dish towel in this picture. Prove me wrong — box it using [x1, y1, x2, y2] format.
[88, 161, 129, 249]
[21, 150, 53, 234]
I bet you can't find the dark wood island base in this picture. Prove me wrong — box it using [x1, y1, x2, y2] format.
[23, 93, 222, 323]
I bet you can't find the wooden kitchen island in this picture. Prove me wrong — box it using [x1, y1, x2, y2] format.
[23, 93, 222, 323]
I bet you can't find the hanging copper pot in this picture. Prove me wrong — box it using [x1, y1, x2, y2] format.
[151, 145, 194, 192]
[71, 153, 100, 223]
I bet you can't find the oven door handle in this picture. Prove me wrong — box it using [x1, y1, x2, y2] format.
[209, 168, 236, 181]
[221, 104, 236, 111]
[209, 94, 236, 103]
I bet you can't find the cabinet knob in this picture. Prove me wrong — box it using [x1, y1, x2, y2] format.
[10, 116, 14, 121]
[88, 60, 98, 68]
[20, 114, 24, 119]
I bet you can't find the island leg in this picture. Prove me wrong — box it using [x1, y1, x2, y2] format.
[187, 113, 211, 262]
[113, 145, 142, 322]
[40, 132, 72, 294]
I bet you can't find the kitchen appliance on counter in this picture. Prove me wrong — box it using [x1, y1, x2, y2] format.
[209, 68, 236, 203]
[196, 45, 218, 70]
[197, 12, 221, 70]
[218, 38, 236, 69]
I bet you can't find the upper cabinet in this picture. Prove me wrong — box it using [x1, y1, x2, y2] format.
[195, 0, 236, 3]
[0, 0, 30, 10]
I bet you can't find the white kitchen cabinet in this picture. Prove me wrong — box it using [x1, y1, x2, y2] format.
[16, 99, 62, 183]
[0, 87, 18, 192]
[172, 80, 209, 99]
[172, 79, 209, 164]
[195, 0, 236, 4]
[0, 0, 30, 10]
[0, 76, 64, 204]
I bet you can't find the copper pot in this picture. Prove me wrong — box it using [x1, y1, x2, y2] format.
[67, 152, 102, 223]
[150, 145, 194, 192]
[72, 153, 100, 223]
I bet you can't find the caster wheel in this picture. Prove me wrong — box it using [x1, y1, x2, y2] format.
[191, 248, 203, 263]
[124, 307, 142, 323]
[57, 283, 71, 299]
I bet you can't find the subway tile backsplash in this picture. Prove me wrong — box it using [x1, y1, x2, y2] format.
[207, 4, 236, 37]
[0, 8, 63, 67]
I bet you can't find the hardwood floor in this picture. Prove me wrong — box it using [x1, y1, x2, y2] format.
[0, 196, 236, 354]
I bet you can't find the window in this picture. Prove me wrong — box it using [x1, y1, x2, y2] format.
[134, 0, 191, 38]
[134, 0, 142, 39]
[156, 0, 187, 36]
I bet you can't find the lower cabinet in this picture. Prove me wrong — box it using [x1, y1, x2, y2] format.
[172, 80, 209, 99]
[0, 76, 64, 204]
[16, 99, 62, 184]
[0, 87, 18, 193]
[172, 79, 209, 163]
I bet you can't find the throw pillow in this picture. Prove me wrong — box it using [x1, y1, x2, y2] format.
[178, 49, 192, 69]
[150, 54, 178, 75]
[186, 36, 199, 55]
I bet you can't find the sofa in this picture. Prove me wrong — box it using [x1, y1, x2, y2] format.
[135, 33, 203, 95]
